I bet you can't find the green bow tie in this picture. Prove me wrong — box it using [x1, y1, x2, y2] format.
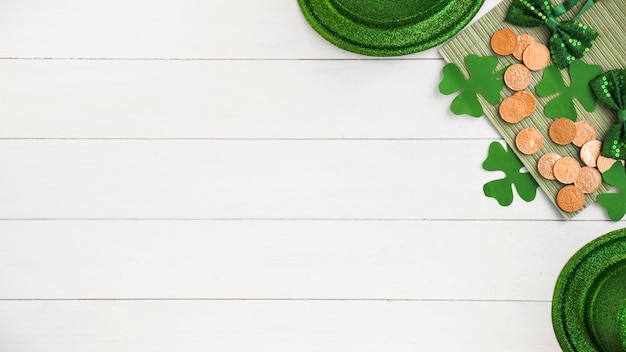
[590, 70, 626, 160]
[505, 0, 598, 69]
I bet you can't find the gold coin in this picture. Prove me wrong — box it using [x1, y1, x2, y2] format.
[499, 96, 528, 123]
[515, 127, 543, 155]
[553, 156, 581, 184]
[549, 118, 577, 145]
[504, 64, 532, 91]
[580, 140, 602, 167]
[512, 91, 536, 117]
[537, 152, 561, 180]
[491, 29, 518, 56]
[557, 185, 585, 213]
[523, 43, 550, 70]
[597, 156, 625, 173]
[512, 34, 537, 61]
[574, 166, 602, 194]
[572, 121, 597, 147]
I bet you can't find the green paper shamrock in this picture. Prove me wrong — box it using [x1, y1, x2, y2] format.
[597, 162, 626, 222]
[439, 55, 507, 117]
[483, 141, 538, 206]
[535, 59, 603, 121]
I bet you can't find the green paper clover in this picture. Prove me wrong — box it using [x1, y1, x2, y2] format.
[597, 162, 626, 222]
[482, 141, 538, 206]
[535, 59, 603, 121]
[439, 55, 507, 117]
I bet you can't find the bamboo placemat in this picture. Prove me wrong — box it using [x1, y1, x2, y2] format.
[440, 0, 626, 219]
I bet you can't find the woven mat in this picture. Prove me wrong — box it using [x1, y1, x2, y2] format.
[440, 0, 626, 219]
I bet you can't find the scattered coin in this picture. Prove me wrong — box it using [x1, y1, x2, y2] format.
[512, 91, 536, 117]
[557, 185, 585, 213]
[516, 127, 543, 155]
[513, 34, 537, 61]
[523, 43, 551, 70]
[538, 152, 561, 180]
[553, 157, 581, 184]
[574, 166, 602, 193]
[491, 29, 518, 55]
[499, 96, 528, 123]
[580, 140, 602, 167]
[597, 155, 625, 173]
[504, 64, 532, 91]
[572, 121, 597, 147]
[549, 118, 577, 145]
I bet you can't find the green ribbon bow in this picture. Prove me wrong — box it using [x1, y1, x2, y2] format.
[505, 0, 598, 69]
[590, 70, 626, 160]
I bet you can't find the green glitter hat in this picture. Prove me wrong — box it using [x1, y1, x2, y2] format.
[298, 0, 486, 56]
[552, 228, 626, 352]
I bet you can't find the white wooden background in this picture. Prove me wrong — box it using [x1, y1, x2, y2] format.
[0, 0, 623, 350]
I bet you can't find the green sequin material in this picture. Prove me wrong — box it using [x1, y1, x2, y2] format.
[553, 228, 626, 352]
[297, 0, 485, 56]
[590, 70, 626, 160]
[597, 162, 626, 222]
[505, 0, 598, 68]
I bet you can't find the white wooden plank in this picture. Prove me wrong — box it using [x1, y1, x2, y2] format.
[0, 0, 500, 59]
[1, 139, 605, 220]
[0, 59, 500, 139]
[0, 300, 559, 352]
[0, 1, 585, 350]
[0, 220, 620, 300]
